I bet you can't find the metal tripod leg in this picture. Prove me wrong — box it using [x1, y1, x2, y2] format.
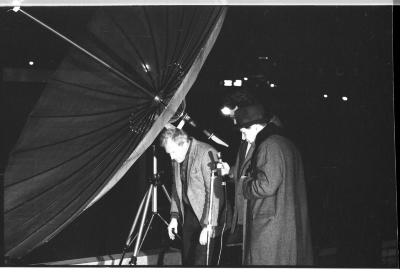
[138, 211, 174, 248]
[132, 209, 181, 265]
[154, 184, 181, 239]
[129, 184, 154, 265]
[119, 183, 179, 265]
[130, 183, 184, 264]
[118, 188, 150, 265]
[161, 184, 171, 203]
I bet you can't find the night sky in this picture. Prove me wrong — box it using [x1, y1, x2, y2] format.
[1, 6, 397, 267]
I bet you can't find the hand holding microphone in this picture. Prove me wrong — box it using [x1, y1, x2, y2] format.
[217, 162, 230, 176]
[216, 152, 230, 176]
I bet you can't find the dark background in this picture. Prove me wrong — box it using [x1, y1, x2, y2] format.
[1, 6, 397, 267]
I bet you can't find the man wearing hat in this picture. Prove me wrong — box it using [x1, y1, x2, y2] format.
[220, 104, 313, 265]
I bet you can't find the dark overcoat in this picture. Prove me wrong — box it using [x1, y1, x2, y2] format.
[229, 140, 254, 233]
[242, 128, 313, 265]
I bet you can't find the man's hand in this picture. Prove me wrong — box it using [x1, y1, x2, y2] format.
[168, 218, 178, 240]
[217, 161, 230, 176]
[199, 226, 212, 245]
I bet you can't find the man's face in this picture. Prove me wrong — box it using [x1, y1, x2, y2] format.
[164, 138, 188, 163]
[240, 124, 259, 143]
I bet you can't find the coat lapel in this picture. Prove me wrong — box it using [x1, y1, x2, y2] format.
[187, 139, 197, 183]
[183, 138, 197, 222]
[173, 162, 184, 221]
[238, 142, 255, 177]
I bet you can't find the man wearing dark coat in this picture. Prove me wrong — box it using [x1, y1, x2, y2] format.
[160, 126, 230, 265]
[220, 104, 313, 265]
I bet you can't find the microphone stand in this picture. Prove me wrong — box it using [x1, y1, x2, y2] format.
[217, 152, 228, 265]
[206, 165, 217, 266]
[119, 145, 180, 265]
[206, 152, 229, 266]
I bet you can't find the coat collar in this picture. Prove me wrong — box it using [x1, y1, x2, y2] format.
[254, 122, 285, 147]
[238, 141, 255, 176]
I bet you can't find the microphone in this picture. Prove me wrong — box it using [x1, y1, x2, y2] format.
[216, 152, 229, 186]
[208, 151, 229, 186]
[217, 152, 223, 170]
[207, 151, 217, 171]
[216, 152, 224, 181]
[183, 113, 197, 127]
[179, 113, 229, 148]
[217, 152, 222, 162]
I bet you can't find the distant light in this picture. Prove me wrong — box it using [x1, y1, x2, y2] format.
[142, 63, 151, 72]
[28, 61, 34, 66]
[12, 0, 21, 10]
[221, 107, 233, 116]
[342, 96, 348, 101]
[323, 94, 328, 98]
[220, 105, 238, 117]
[243, 77, 248, 81]
[258, 56, 269, 60]
[224, 80, 232, 87]
[270, 83, 276, 88]
[233, 79, 242, 87]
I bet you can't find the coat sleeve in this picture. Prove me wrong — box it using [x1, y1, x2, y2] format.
[242, 141, 283, 199]
[200, 149, 223, 227]
[170, 163, 180, 220]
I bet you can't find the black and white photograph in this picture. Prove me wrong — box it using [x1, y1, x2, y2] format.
[1, 1, 397, 268]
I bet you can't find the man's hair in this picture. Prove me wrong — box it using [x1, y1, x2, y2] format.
[159, 127, 189, 148]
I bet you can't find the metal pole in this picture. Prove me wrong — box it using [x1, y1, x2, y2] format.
[125, 191, 149, 246]
[152, 145, 158, 213]
[137, 214, 155, 252]
[130, 184, 154, 265]
[206, 169, 216, 265]
[119, 190, 150, 265]
[161, 184, 172, 203]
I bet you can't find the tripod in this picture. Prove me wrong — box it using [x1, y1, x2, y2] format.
[119, 145, 178, 265]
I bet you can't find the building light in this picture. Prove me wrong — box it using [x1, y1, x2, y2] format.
[221, 106, 232, 116]
[243, 77, 248, 81]
[233, 80, 242, 87]
[28, 61, 34, 66]
[12, 0, 21, 11]
[142, 63, 151, 72]
[323, 94, 328, 98]
[342, 96, 348, 101]
[224, 80, 232, 86]
[220, 105, 238, 117]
